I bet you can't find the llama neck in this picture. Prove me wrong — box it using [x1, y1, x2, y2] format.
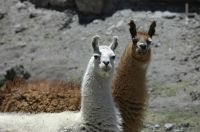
[80, 58, 117, 125]
[113, 43, 150, 99]
[113, 43, 151, 129]
[113, 43, 151, 131]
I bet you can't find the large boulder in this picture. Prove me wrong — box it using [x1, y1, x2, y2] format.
[0, 65, 30, 88]
[103, 0, 117, 14]
[5, 65, 30, 81]
[75, 0, 104, 14]
[23, 0, 75, 8]
[75, 0, 116, 14]
[27, 0, 49, 7]
[49, 0, 75, 7]
[129, 0, 198, 2]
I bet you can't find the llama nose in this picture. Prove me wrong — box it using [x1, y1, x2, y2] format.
[103, 61, 110, 66]
[140, 44, 147, 50]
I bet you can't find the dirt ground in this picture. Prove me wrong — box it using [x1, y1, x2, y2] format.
[0, 0, 200, 131]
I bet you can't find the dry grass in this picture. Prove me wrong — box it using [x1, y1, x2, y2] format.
[0, 78, 81, 113]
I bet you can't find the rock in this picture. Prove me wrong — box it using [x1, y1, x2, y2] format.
[28, 8, 44, 19]
[0, 42, 5, 45]
[171, 56, 176, 61]
[116, 20, 124, 28]
[154, 42, 161, 48]
[28, 0, 49, 7]
[1, 65, 30, 88]
[126, 0, 199, 2]
[49, 0, 75, 7]
[59, 17, 73, 30]
[0, 9, 6, 20]
[102, 0, 116, 14]
[154, 124, 160, 129]
[16, 42, 27, 48]
[162, 11, 176, 19]
[164, 123, 174, 131]
[0, 74, 6, 88]
[195, 67, 200, 71]
[173, 129, 183, 132]
[58, 10, 75, 30]
[153, 11, 163, 18]
[190, 91, 200, 101]
[5, 65, 31, 81]
[143, 123, 152, 128]
[192, 54, 200, 60]
[23, 0, 75, 8]
[14, 24, 28, 33]
[75, 0, 104, 14]
[92, 19, 101, 24]
[105, 25, 115, 35]
[15, 2, 27, 10]
[181, 123, 190, 128]
[176, 79, 182, 83]
[184, 57, 189, 62]
[29, 12, 38, 18]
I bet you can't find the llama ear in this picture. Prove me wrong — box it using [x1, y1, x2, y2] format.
[148, 21, 156, 38]
[92, 35, 100, 52]
[110, 36, 118, 51]
[128, 20, 137, 38]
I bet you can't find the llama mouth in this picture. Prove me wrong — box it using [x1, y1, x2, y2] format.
[139, 51, 147, 55]
[137, 48, 148, 55]
[102, 67, 111, 72]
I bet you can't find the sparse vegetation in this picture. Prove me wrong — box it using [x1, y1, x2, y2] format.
[151, 82, 189, 98]
[143, 106, 200, 131]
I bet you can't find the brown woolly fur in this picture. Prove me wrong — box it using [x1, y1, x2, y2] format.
[113, 43, 150, 132]
[0, 77, 81, 113]
[113, 20, 156, 132]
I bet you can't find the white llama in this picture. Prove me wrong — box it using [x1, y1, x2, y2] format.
[0, 35, 122, 132]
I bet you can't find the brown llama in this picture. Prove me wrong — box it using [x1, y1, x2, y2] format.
[0, 78, 81, 113]
[113, 20, 156, 132]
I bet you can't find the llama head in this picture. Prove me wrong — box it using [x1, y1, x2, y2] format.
[128, 20, 156, 58]
[91, 35, 118, 78]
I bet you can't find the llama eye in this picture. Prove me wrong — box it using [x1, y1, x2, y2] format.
[132, 38, 138, 43]
[94, 55, 100, 59]
[146, 38, 152, 45]
[111, 56, 115, 60]
[146, 40, 151, 45]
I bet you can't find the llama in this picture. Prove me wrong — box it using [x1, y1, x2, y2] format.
[112, 20, 156, 132]
[0, 35, 122, 132]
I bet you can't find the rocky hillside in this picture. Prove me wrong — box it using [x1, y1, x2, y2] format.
[0, 0, 200, 131]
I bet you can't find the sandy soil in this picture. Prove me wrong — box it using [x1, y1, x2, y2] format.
[0, 0, 200, 131]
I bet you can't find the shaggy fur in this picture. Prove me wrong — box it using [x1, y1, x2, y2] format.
[112, 20, 156, 132]
[0, 111, 81, 132]
[0, 35, 122, 132]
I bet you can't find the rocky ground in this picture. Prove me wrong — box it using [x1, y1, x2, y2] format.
[0, 0, 200, 131]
